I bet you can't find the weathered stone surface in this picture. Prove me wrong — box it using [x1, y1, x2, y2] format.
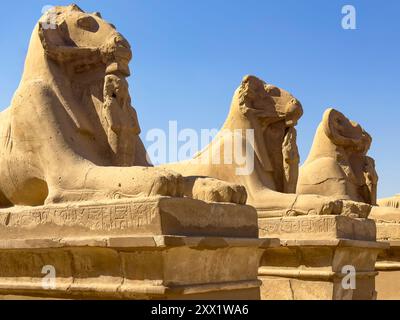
[0, 193, 278, 300]
[0, 197, 280, 299]
[376, 223, 400, 241]
[259, 215, 376, 241]
[258, 214, 387, 300]
[372, 224, 400, 300]
[0, 235, 278, 300]
[375, 241, 400, 300]
[0, 197, 259, 239]
[259, 237, 387, 300]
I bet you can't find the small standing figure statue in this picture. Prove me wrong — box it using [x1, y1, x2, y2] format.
[103, 74, 141, 166]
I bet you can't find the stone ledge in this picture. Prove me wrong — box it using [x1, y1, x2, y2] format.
[375, 261, 400, 271]
[0, 238, 267, 300]
[258, 267, 378, 280]
[386, 240, 400, 247]
[279, 239, 389, 250]
[0, 279, 262, 299]
[0, 235, 280, 250]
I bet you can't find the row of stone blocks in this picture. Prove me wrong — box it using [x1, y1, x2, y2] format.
[0, 196, 396, 300]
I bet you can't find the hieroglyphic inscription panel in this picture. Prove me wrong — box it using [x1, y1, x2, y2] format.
[0, 200, 159, 231]
[259, 216, 338, 238]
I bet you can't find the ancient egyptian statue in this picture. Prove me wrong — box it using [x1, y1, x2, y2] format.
[297, 107, 400, 223]
[0, 4, 246, 207]
[297, 108, 378, 204]
[164, 75, 347, 216]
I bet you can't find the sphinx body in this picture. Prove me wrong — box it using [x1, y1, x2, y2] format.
[0, 4, 245, 207]
[163, 75, 344, 216]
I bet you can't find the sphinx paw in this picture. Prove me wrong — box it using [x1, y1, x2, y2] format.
[148, 170, 184, 198]
[192, 178, 247, 205]
[289, 195, 343, 216]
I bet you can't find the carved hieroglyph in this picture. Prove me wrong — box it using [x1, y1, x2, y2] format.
[0, 4, 245, 207]
[164, 76, 345, 216]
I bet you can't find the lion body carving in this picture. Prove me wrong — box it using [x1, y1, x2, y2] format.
[0, 4, 245, 207]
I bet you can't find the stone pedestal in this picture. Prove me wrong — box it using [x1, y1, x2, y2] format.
[258, 215, 388, 300]
[0, 197, 279, 300]
[375, 223, 400, 300]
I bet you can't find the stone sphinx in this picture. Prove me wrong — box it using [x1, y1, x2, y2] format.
[0, 4, 247, 207]
[297, 108, 400, 221]
[0, 4, 272, 300]
[165, 75, 343, 216]
[297, 108, 377, 215]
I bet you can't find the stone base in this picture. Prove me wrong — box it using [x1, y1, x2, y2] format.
[0, 197, 279, 299]
[258, 215, 388, 300]
[375, 223, 400, 300]
[0, 235, 279, 300]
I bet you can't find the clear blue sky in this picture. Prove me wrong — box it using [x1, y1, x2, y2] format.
[0, 0, 399, 198]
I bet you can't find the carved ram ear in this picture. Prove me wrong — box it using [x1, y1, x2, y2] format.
[93, 12, 102, 18]
[323, 108, 363, 147]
